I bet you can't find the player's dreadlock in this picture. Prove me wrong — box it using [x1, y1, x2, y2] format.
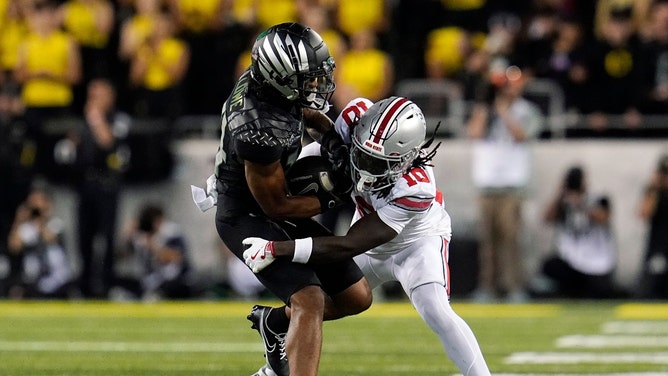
[412, 121, 442, 169]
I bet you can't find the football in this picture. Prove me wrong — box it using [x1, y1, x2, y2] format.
[285, 156, 336, 196]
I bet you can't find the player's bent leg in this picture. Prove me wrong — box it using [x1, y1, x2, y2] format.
[410, 282, 491, 376]
[286, 284, 325, 376]
[324, 278, 372, 321]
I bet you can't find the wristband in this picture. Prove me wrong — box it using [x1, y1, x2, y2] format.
[293, 237, 313, 264]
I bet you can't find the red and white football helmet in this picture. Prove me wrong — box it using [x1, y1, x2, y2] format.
[350, 96, 427, 192]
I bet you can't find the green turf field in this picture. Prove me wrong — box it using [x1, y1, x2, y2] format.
[0, 300, 667, 375]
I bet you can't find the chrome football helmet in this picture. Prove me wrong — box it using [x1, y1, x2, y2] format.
[251, 22, 336, 111]
[350, 97, 427, 192]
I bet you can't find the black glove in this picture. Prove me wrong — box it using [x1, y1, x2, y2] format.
[320, 129, 351, 190]
[316, 189, 345, 212]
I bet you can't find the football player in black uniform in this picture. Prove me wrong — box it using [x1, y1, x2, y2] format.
[210, 23, 372, 376]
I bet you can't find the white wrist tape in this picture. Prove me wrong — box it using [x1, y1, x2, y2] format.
[293, 237, 313, 264]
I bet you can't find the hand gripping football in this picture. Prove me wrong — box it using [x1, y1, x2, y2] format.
[285, 156, 348, 211]
[285, 156, 336, 196]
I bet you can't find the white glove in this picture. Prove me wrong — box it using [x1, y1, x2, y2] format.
[242, 237, 276, 273]
[191, 174, 218, 212]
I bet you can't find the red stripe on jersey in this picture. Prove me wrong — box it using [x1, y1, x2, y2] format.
[435, 189, 444, 205]
[392, 196, 431, 210]
[372, 97, 408, 144]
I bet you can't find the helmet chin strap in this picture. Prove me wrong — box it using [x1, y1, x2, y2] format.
[356, 171, 376, 192]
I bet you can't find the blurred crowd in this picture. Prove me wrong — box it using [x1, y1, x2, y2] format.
[0, 0, 668, 127]
[1, 0, 668, 301]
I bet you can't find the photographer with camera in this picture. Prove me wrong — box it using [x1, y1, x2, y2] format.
[4, 187, 72, 299]
[637, 154, 668, 299]
[534, 165, 621, 299]
[466, 58, 543, 303]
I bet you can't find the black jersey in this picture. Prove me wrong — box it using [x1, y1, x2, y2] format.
[214, 70, 304, 215]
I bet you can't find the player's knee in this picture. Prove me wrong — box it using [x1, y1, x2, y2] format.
[290, 285, 326, 316]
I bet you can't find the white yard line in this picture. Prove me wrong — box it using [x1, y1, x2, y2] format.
[506, 352, 668, 364]
[603, 321, 668, 334]
[557, 334, 668, 348]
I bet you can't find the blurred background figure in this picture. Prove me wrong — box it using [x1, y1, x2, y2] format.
[333, 28, 394, 112]
[114, 203, 192, 301]
[14, 0, 81, 176]
[220, 242, 266, 300]
[466, 60, 543, 303]
[58, 0, 115, 112]
[636, 153, 668, 300]
[585, 3, 642, 131]
[129, 12, 189, 122]
[533, 165, 622, 299]
[68, 78, 130, 298]
[4, 187, 72, 299]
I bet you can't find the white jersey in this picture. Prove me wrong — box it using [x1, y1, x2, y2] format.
[350, 164, 452, 254]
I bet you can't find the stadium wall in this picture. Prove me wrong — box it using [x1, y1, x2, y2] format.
[49, 139, 667, 294]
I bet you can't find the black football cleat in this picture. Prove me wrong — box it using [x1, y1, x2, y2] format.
[247, 305, 289, 376]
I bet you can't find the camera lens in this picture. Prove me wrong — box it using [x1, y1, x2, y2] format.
[30, 207, 41, 218]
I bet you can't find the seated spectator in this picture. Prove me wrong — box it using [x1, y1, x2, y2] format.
[115, 203, 193, 300]
[533, 166, 621, 299]
[5, 187, 72, 299]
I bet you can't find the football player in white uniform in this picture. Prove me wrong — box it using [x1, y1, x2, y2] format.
[244, 97, 491, 375]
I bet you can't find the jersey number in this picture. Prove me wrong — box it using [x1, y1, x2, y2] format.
[403, 168, 430, 186]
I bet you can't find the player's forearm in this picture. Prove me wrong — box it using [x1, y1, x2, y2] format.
[273, 236, 363, 264]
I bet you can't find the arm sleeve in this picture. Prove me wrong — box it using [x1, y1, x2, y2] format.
[234, 128, 283, 164]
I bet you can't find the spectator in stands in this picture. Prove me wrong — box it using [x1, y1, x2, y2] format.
[333, 0, 389, 37]
[129, 12, 189, 121]
[117, 0, 163, 113]
[0, 0, 28, 94]
[424, 26, 479, 80]
[636, 153, 668, 300]
[527, 14, 589, 113]
[115, 203, 192, 300]
[638, 0, 668, 115]
[299, 4, 346, 63]
[584, 5, 643, 130]
[71, 78, 130, 298]
[14, 0, 82, 176]
[5, 187, 72, 299]
[533, 165, 620, 299]
[58, 0, 115, 112]
[333, 28, 394, 112]
[243, 0, 299, 31]
[466, 59, 543, 303]
[167, 0, 228, 114]
[118, 0, 162, 62]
